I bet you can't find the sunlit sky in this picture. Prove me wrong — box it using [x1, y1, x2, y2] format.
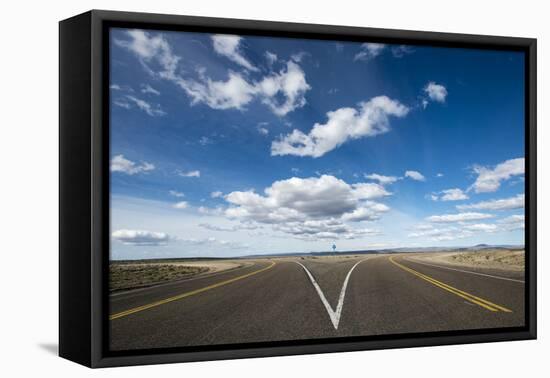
[109, 28, 525, 260]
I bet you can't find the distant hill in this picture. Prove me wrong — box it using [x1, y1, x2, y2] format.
[242, 244, 524, 258]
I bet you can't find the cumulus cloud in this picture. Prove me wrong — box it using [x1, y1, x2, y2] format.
[179, 170, 201, 178]
[364, 173, 400, 185]
[256, 60, 311, 116]
[110, 155, 154, 175]
[185, 60, 309, 116]
[426, 212, 494, 223]
[116, 30, 310, 117]
[469, 158, 524, 193]
[212, 34, 258, 71]
[340, 201, 390, 222]
[112, 229, 171, 246]
[354, 43, 386, 61]
[457, 194, 524, 211]
[424, 82, 448, 103]
[223, 175, 391, 240]
[431, 188, 469, 201]
[404, 170, 426, 181]
[273, 220, 381, 241]
[271, 96, 409, 158]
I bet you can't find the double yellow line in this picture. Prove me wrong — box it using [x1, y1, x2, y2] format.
[110, 261, 276, 320]
[389, 257, 511, 312]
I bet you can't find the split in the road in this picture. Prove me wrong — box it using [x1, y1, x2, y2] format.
[294, 259, 366, 330]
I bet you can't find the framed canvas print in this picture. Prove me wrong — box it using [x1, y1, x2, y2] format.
[59, 10, 536, 368]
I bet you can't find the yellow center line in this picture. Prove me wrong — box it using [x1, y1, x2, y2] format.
[389, 256, 512, 313]
[110, 261, 277, 320]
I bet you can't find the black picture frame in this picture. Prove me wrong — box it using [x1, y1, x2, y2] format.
[59, 9, 537, 368]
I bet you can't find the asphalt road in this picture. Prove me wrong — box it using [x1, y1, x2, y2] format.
[109, 254, 525, 351]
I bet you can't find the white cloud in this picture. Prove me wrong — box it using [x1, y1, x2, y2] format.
[173, 201, 189, 209]
[179, 236, 245, 249]
[199, 136, 213, 146]
[271, 96, 409, 157]
[340, 201, 390, 222]
[256, 61, 311, 116]
[223, 175, 390, 240]
[211, 35, 258, 71]
[113, 99, 131, 109]
[412, 224, 434, 231]
[404, 170, 426, 181]
[197, 206, 225, 216]
[424, 82, 448, 103]
[498, 215, 525, 231]
[354, 43, 386, 61]
[408, 226, 472, 242]
[199, 222, 259, 232]
[498, 214, 525, 224]
[457, 194, 524, 211]
[116, 30, 310, 117]
[141, 84, 160, 95]
[364, 173, 400, 185]
[110, 155, 154, 175]
[258, 126, 269, 135]
[115, 29, 180, 77]
[125, 95, 165, 116]
[179, 170, 201, 178]
[264, 51, 278, 66]
[426, 212, 494, 223]
[211, 191, 223, 198]
[169, 190, 185, 198]
[391, 45, 414, 58]
[469, 158, 525, 193]
[436, 173, 444, 177]
[183, 60, 310, 116]
[112, 229, 171, 246]
[273, 220, 381, 241]
[462, 223, 498, 232]
[110, 84, 122, 90]
[351, 182, 391, 200]
[431, 188, 469, 201]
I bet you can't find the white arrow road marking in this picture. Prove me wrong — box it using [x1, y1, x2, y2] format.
[294, 259, 366, 330]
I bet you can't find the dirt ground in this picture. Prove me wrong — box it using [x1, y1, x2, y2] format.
[412, 249, 525, 271]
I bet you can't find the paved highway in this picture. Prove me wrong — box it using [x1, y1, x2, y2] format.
[109, 254, 525, 351]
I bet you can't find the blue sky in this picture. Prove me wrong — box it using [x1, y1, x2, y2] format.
[109, 28, 525, 260]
